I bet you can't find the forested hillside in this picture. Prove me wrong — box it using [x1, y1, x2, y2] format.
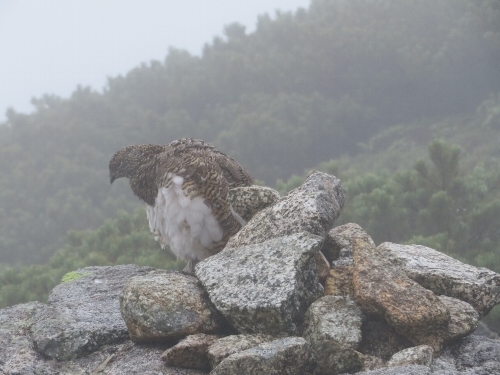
[1, 0, 500, 326]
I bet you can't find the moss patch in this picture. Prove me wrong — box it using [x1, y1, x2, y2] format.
[61, 271, 91, 283]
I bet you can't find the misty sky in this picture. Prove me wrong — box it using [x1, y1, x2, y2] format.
[0, 0, 310, 122]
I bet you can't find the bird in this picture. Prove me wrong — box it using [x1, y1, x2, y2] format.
[109, 138, 254, 272]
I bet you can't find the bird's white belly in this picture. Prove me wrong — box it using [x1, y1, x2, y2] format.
[146, 174, 223, 262]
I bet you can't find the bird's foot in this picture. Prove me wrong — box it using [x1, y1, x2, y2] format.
[182, 259, 198, 274]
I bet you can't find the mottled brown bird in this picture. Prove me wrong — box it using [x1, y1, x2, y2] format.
[109, 138, 253, 272]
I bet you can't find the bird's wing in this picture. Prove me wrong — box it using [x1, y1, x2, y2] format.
[155, 151, 237, 231]
[213, 153, 254, 188]
[165, 139, 254, 188]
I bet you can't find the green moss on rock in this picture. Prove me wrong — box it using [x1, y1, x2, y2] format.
[61, 271, 91, 283]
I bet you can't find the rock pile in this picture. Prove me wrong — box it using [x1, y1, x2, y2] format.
[1, 171, 500, 375]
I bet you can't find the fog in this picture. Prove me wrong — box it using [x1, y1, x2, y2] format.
[1, 1, 500, 332]
[0, 0, 310, 121]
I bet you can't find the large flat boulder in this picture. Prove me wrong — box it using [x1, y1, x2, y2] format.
[352, 238, 450, 351]
[196, 232, 324, 336]
[226, 171, 345, 248]
[120, 270, 223, 343]
[377, 242, 500, 317]
[31, 264, 154, 360]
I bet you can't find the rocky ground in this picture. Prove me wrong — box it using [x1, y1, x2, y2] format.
[1, 171, 499, 375]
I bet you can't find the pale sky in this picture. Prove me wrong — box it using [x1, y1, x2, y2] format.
[0, 0, 310, 121]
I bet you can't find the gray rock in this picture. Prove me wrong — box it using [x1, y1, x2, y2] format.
[451, 335, 500, 370]
[303, 295, 363, 349]
[228, 185, 281, 222]
[323, 224, 375, 297]
[353, 365, 431, 375]
[56, 341, 208, 375]
[352, 237, 450, 352]
[438, 296, 478, 343]
[31, 265, 154, 360]
[161, 333, 221, 370]
[303, 295, 364, 375]
[120, 270, 223, 343]
[207, 334, 275, 368]
[324, 265, 354, 297]
[210, 337, 314, 375]
[387, 345, 434, 367]
[362, 355, 386, 371]
[196, 232, 324, 336]
[430, 349, 459, 374]
[0, 300, 208, 375]
[0, 302, 57, 375]
[358, 321, 413, 361]
[377, 242, 500, 317]
[226, 171, 345, 249]
[322, 223, 375, 263]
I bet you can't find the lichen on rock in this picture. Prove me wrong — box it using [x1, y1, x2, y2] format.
[120, 270, 224, 343]
[196, 231, 324, 336]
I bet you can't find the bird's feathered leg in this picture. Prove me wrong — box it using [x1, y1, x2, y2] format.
[183, 258, 199, 274]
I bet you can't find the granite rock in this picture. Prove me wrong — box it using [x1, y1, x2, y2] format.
[161, 333, 221, 370]
[358, 321, 413, 361]
[120, 270, 223, 343]
[324, 265, 354, 297]
[353, 365, 431, 375]
[438, 296, 478, 343]
[451, 335, 500, 371]
[210, 337, 314, 375]
[429, 349, 458, 374]
[31, 265, 154, 360]
[352, 237, 450, 351]
[387, 345, 434, 367]
[377, 242, 500, 317]
[57, 341, 207, 375]
[303, 295, 364, 374]
[196, 232, 324, 336]
[207, 334, 275, 368]
[0, 302, 56, 375]
[361, 355, 385, 371]
[322, 223, 375, 263]
[303, 295, 363, 349]
[228, 185, 281, 222]
[226, 171, 345, 249]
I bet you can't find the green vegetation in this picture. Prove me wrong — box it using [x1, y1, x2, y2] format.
[0, 209, 183, 307]
[1, 0, 500, 330]
[61, 271, 91, 283]
[278, 137, 500, 330]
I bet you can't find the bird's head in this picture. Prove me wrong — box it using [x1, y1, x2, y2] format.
[109, 145, 145, 184]
[109, 144, 164, 184]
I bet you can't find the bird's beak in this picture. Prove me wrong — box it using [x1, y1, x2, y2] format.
[110, 174, 115, 184]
